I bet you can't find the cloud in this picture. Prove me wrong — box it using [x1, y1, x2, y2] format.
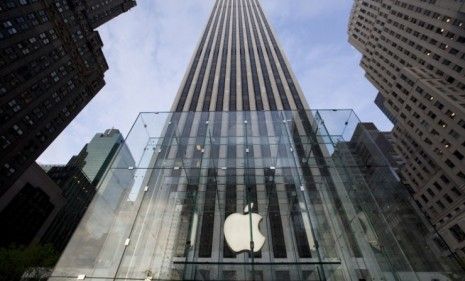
[38, 0, 213, 164]
[38, 0, 392, 164]
[263, 0, 348, 21]
[262, 0, 393, 130]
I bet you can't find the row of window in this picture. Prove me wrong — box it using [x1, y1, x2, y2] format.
[238, 0, 249, 110]
[1, 77, 76, 153]
[1, 84, 89, 187]
[229, 3, 237, 111]
[395, 0, 464, 29]
[177, 0, 302, 112]
[1, 9, 49, 40]
[0, 0, 38, 12]
[376, 64, 465, 188]
[382, 23, 464, 85]
[215, 1, 232, 112]
[450, 224, 465, 243]
[201, 0, 227, 112]
[175, 1, 219, 111]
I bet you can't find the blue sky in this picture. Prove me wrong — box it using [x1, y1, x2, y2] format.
[38, 0, 392, 164]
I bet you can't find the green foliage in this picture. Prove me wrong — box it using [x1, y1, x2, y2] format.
[0, 244, 58, 281]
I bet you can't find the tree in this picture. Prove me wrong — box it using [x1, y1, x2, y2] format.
[0, 244, 58, 281]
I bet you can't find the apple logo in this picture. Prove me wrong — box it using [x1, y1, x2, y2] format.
[224, 203, 265, 253]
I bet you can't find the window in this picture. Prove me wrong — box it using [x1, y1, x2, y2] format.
[12, 124, 23, 135]
[1, 135, 11, 149]
[453, 150, 464, 160]
[434, 182, 443, 191]
[449, 129, 460, 139]
[458, 119, 465, 129]
[453, 65, 463, 73]
[445, 110, 455, 119]
[444, 194, 453, 204]
[433, 237, 448, 250]
[437, 200, 445, 209]
[450, 224, 465, 242]
[438, 120, 447, 128]
[450, 48, 459, 55]
[451, 187, 462, 196]
[445, 159, 455, 168]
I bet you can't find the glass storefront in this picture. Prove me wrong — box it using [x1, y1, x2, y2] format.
[50, 110, 464, 280]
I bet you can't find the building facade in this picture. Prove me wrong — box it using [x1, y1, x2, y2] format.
[52, 1, 464, 280]
[0, 162, 65, 248]
[0, 0, 136, 194]
[334, 123, 450, 271]
[71, 129, 129, 184]
[41, 128, 135, 252]
[348, 0, 465, 259]
[41, 165, 95, 253]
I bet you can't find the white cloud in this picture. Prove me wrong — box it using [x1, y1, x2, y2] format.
[262, 0, 393, 130]
[38, 0, 392, 164]
[263, 0, 348, 21]
[38, 0, 213, 164]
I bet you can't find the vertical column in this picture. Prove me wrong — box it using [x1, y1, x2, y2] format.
[250, 0, 292, 110]
[229, 0, 238, 112]
[187, 0, 225, 111]
[244, 0, 278, 110]
[202, 0, 228, 111]
[242, 0, 264, 110]
[253, 0, 308, 110]
[238, 0, 250, 111]
[175, 1, 221, 112]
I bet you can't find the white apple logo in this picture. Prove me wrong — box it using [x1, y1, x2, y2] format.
[224, 203, 265, 253]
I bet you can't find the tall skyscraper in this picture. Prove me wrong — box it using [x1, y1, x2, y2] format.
[348, 0, 465, 259]
[83, 0, 137, 29]
[41, 128, 135, 253]
[333, 123, 444, 271]
[51, 1, 464, 280]
[42, 165, 95, 253]
[0, 0, 136, 193]
[71, 129, 129, 184]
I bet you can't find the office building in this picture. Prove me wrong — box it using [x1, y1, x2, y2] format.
[52, 1, 464, 280]
[41, 128, 135, 252]
[349, 0, 465, 259]
[0, 0, 136, 194]
[333, 123, 449, 270]
[83, 0, 137, 29]
[71, 128, 130, 184]
[0, 162, 65, 247]
[41, 165, 95, 253]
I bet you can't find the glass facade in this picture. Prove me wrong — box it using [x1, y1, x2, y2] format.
[50, 110, 464, 280]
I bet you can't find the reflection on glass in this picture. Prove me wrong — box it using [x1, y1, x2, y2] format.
[50, 110, 464, 281]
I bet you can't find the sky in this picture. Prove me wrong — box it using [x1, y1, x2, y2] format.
[38, 0, 392, 164]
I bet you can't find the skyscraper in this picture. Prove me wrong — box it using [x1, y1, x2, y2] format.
[333, 123, 443, 271]
[42, 165, 95, 253]
[51, 1, 464, 280]
[0, 162, 65, 248]
[348, 0, 465, 259]
[83, 0, 137, 29]
[41, 129, 135, 253]
[71, 129, 130, 185]
[171, 0, 309, 112]
[0, 0, 136, 193]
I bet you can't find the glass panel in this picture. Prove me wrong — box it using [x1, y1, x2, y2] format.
[50, 110, 465, 281]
